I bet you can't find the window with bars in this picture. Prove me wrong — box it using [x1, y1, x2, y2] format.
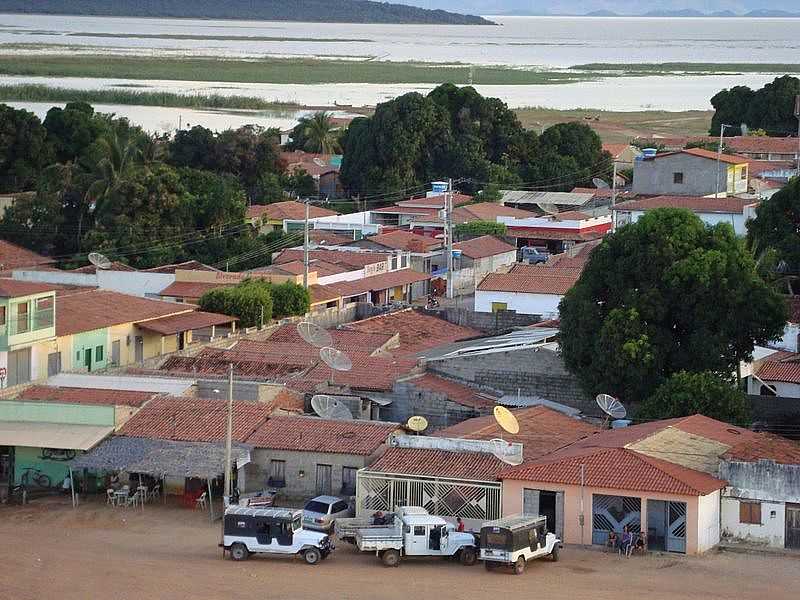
[739, 501, 761, 525]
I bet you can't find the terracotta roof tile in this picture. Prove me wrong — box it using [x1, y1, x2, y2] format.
[453, 236, 516, 259]
[265, 323, 394, 353]
[477, 271, 578, 295]
[724, 434, 800, 465]
[0, 240, 54, 272]
[322, 269, 430, 299]
[436, 406, 597, 462]
[366, 230, 442, 252]
[614, 195, 757, 214]
[397, 193, 472, 208]
[345, 308, 480, 357]
[246, 415, 398, 455]
[505, 228, 605, 242]
[452, 202, 531, 224]
[143, 260, 219, 274]
[158, 281, 228, 300]
[119, 396, 271, 443]
[405, 373, 497, 409]
[0, 279, 56, 298]
[367, 447, 505, 480]
[267, 388, 305, 414]
[56, 290, 193, 336]
[680, 148, 748, 165]
[70, 261, 136, 274]
[309, 230, 354, 245]
[18, 385, 156, 408]
[501, 446, 726, 496]
[756, 352, 800, 384]
[552, 210, 592, 221]
[308, 283, 342, 305]
[371, 206, 440, 216]
[509, 264, 584, 279]
[135, 311, 236, 335]
[274, 248, 389, 269]
[246, 201, 338, 221]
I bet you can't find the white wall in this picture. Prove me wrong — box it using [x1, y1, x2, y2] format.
[14, 269, 175, 299]
[721, 496, 785, 548]
[774, 323, 799, 352]
[474, 289, 563, 317]
[616, 209, 748, 236]
[746, 377, 800, 398]
[696, 490, 721, 553]
[317, 268, 366, 285]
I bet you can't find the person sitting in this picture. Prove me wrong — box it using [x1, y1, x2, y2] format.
[372, 511, 387, 526]
[633, 532, 647, 554]
[456, 517, 465, 532]
[606, 531, 618, 552]
[620, 526, 633, 556]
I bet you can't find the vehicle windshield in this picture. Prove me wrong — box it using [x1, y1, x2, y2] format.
[304, 501, 330, 514]
[484, 531, 508, 549]
[292, 518, 301, 531]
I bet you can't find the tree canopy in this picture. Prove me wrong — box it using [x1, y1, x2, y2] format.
[637, 371, 751, 426]
[747, 177, 800, 280]
[454, 221, 507, 239]
[710, 75, 800, 136]
[559, 208, 787, 403]
[0, 104, 52, 193]
[340, 84, 609, 197]
[199, 279, 274, 328]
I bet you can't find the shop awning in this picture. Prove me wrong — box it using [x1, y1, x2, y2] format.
[0, 421, 113, 450]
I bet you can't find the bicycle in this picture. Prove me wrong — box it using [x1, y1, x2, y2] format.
[20, 467, 52, 488]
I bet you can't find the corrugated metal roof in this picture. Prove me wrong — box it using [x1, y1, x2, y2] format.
[0, 421, 113, 450]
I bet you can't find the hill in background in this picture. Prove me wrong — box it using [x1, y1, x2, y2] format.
[0, 0, 494, 25]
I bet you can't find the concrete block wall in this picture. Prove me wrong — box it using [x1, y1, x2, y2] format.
[432, 307, 541, 333]
[427, 347, 593, 413]
[373, 380, 488, 431]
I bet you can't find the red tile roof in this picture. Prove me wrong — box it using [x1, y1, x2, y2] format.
[787, 296, 800, 324]
[397, 193, 472, 208]
[157, 281, 227, 300]
[552, 210, 592, 221]
[251, 259, 347, 278]
[323, 269, 430, 298]
[70, 261, 137, 274]
[246, 201, 338, 221]
[367, 447, 505, 480]
[143, 260, 218, 274]
[308, 283, 342, 305]
[160, 352, 305, 381]
[724, 434, 800, 465]
[544, 240, 601, 270]
[723, 136, 799, 155]
[681, 147, 748, 165]
[0, 279, 56, 298]
[614, 195, 757, 214]
[372, 205, 440, 217]
[135, 311, 236, 335]
[757, 352, 800, 384]
[265, 323, 394, 353]
[309, 230, 354, 245]
[404, 373, 496, 409]
[477, 271, 579, 295]
[509, 264, 584, 279]
[18, 385, 156, 408]
[602, 143, 634, 157]
[453, 236, 516, 260]
[506, 228, 605, 242]
[0, 240, 55, 272]
[365, 230, 442, 252]
[246, 415, 398, 455]
[274, 248, 389, 269]
[345, 308, 480, 357]
[501, 446, 726, 496]
[436, 406, 598, 462]
[452, 202, 531, 224]
[119, 396, 271, 443]
[266, 387, 306, 414]
[56, 290, 192, 336]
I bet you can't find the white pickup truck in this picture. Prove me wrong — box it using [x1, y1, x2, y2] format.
[351, 507, 478, 567]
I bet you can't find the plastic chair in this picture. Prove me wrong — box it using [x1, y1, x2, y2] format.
[150, 484, 160, 502]
[106, 489, 116, 507]
[195, 491, 207, 510]
[125, 491, 140, 509]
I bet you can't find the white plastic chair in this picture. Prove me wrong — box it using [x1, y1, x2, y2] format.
[125, 491, 140, 509]
[106, 489, 116, 507]
[195, 491, 207, 510]
[150, 484, 160, 502]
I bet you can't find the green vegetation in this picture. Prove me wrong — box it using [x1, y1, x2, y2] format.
[559, 208, 787, 404]
[454, 221, 507, 239]
[571, 62, 800, 73]
[340, 84, 611, 197]
[0, 84, 298, 111]
[0, 55, 602, 86]
[67, 32, 373, 43]
[199, 280, 274, 328]
[638, 371, 751, 426]
[710, 75, 800, 136]
[747, 177, 800, 287]
[286, 112, 342, 154]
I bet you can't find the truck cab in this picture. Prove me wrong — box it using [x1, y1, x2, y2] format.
[401, 514, 473, 558]
[480, 515, 559, 575]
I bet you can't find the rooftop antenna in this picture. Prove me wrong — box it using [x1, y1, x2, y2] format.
[310, 394, 354, 420]
[596, 393, 627, 429]
[406, 415, 428, 435]
[319, 346, 352, 386]
[297, 321, 333, 348]
[87, 252, 112, 270]
[592, 177, 610, 189]
[490, 406, 523, 465]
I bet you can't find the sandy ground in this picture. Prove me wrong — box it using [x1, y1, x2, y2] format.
[0, 497, 795, 600]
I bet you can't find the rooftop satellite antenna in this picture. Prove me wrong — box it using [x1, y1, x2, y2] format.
[592, 177, 610, 189]
[489, 406, 523, 465]
[311, 394, 353, 420]
[319, 346, 353, 386]
[406, 415, 428, 434]
[297, 321, 333, 348]
[537, 203, 559, 215]
[87, 252, 112, 270]
[596, 393, 627, 428]
[494, 405, 520, 435]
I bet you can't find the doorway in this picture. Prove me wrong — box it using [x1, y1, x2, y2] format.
[84, 348, 92, 372]
[7, 348, 31, 386]
[134, 336, 144, 362]
[648, 499, 687, 553]
[523, 488, 564, 539]
[787, 504, 800, 549]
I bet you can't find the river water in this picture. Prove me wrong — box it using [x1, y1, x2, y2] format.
[2, 13, 798, 130]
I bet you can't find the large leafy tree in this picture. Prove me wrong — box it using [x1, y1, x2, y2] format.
[43, 102, 108, 166]
[0, 104, 52, 192]
[199, 279, 273, 328]
[710, 75, 800, 136]
[559, 208, 787, 403]
[638, 371, 751, 426]
[747, 177, 800, 278]
[288, 112, 340, 154]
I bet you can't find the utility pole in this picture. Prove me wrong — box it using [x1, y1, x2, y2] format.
[445, 178, 454, 300]
[222, 363, 234, 510]
[715, 123, 730, 198]
[303, 198, 310, 289]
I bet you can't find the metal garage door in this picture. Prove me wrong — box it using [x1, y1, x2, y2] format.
[7, 348, 31, 387]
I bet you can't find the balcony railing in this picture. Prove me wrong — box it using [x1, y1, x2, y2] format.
[7, 308, 55, 336]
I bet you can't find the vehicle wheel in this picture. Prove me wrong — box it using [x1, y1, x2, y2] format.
[460, 547, 477, 566]
[230, 543, 249, 561]
[303, 548, 321, 565]
[513, 557, 526, 575]
[381, 549, 401, 567]
[485, 561, 496, 571]
[550, 546, 560, 562]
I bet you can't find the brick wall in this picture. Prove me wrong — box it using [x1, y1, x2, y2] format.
[431, 306, 541, 333]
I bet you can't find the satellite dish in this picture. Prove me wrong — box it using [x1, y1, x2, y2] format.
[494, 406, 520, 435]
[592, 178, 610, 189]
[88, 252, 112, 270]
[297, 321, 333, 348]
[406, 415, 428, 433]
[320, 347, 353, 372]
[596, 393, 627, 421]
[489, 438, 524, 466]
[537, 203, 559, 215]
[310, 394, 354, 420]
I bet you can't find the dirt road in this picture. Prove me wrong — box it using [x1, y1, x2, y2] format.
[0, 499, 794, 600]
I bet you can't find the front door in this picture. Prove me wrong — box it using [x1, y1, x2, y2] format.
[7, 348, 31, 387]
[47, 352, 61, 377]
[84, 348, 92, 372]
[134, 336, 144, 362]
[667, 501, 687, 554]
[315, 464, 332, 496]
[111, 340, 121, 366]
[406, 525, 427, 555]
[787, 504, 800, 549]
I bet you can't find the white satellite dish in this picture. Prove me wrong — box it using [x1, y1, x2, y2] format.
[319, 346, 353, 385]
[88, 252, 112, 270]
[406, 415, 428, 433]
[592, 177, 610, 189]
[537, 203, 559, 215]
[311, 394, 353, 420]
[297, 321, 333, 348]
[489, 438, 524, 466]
[596, 393, 627, 427]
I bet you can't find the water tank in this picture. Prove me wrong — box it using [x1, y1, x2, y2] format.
[642, 148, 657, 159]
[612, 419, 632, 428]
[431, 181, 448, 194]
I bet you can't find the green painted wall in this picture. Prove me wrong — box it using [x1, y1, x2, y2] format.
[13, 445, 72, 487]
[0, 401, 114, 426]
[71, 328, 109, 372]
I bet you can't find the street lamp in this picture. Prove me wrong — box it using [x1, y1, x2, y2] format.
[715, 123, 732, 198]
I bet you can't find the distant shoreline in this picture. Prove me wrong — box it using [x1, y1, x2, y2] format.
[486, 13, 800, 19]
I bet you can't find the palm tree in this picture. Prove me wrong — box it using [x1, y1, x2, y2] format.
[302, 111, 340, 155]
[86, 130, 142, 218]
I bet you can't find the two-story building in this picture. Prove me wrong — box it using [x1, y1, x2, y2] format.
[632, 148, 749, 197]
[613, 196, 760, 236]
